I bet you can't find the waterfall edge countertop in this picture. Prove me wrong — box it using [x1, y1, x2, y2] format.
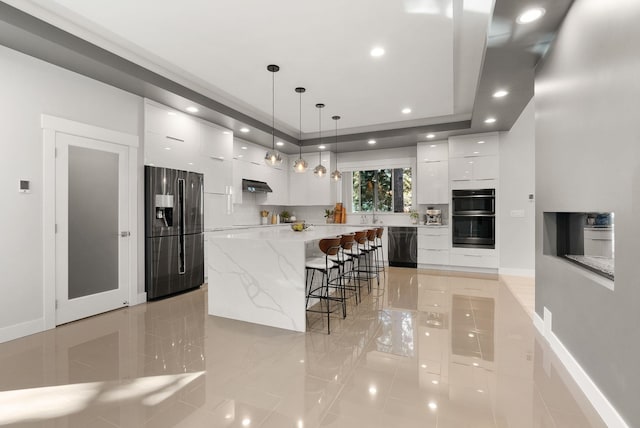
[206, 225, 372, 332]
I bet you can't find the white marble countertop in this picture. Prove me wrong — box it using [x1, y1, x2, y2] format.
[205, 223, 448, 233]
[209, 225, 366, 242]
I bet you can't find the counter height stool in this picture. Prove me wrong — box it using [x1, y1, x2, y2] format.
[306, 237, 343, 334]
[328, 233, 359, 315]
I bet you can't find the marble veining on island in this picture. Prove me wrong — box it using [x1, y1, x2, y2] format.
[207, 225, 365, 332]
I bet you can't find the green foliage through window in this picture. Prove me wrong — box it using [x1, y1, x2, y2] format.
[352, 168, 412, 213]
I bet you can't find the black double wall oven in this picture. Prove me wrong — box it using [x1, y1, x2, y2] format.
[451, 189, 495, 249]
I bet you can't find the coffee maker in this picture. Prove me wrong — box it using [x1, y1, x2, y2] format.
[425, 208, 442, 226]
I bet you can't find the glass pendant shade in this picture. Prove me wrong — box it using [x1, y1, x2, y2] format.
[331, 170, 342, 181]
[293, 158, 308, 173]
[265, 64, 283, 166]
[293, 87, 308, 173]
[314, 103, 326, 178]
[314, 163, 327, 177]
[264, 150, 282, 166]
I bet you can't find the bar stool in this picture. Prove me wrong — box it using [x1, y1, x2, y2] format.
[351, 230, 373, 297]
[305, 237, 342, 334]
[365, 229, 381, 288]
[329, 233, 359, 313]
[373, 227, 385, 280]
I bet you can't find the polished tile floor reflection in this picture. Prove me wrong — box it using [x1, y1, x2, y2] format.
[0, 268, 605, 427]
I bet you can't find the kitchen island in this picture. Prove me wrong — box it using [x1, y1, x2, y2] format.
[207, 225, 366, 332]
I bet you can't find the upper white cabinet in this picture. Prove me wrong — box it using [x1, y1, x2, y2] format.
[200, 121, 233, 195]
[232, 139, 292, 206]
[448, 133, 499, 158]
[145, 101, 233, 194]
[144, 100, 234, 227]
[448, 133, 499, 183]
[417, 141, 449, 204]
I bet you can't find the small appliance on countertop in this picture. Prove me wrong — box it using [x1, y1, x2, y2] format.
[425, 208, 442, 226]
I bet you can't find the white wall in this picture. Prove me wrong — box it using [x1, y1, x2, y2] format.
[498, 99, 536, 275]
[0, 46, 142, 341]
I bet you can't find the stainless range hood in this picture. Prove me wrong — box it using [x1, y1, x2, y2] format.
[242, 179, 273, 193]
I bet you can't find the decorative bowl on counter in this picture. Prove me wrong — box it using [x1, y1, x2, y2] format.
[290, 222, 308, 232]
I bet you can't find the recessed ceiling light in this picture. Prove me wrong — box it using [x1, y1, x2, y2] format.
[318, 145, 326, 150]
[164, 147, 171, 150]
[468, 333, 475, 338]
[493, 89, 509, 98]
[185, 106, 199, 113]
[428, 402, 438, 411]
[517, 7, 546, 24]
[187, 162, 193, 165]
[484, 117, 497, 124]
[477, 389, 485, 393]
[368, 386, 377, 395]
[241, 146, 248, 150]
[167, 111, 177, 116]
[402, 108, 412, 114]
[240, 127, 250, 133]
[421, 364, 427, 369]
[472, 362, 480, 367]
[426, 134, 435, 139]
[430, 145, 437, 148]
[370, 46, 385, 57]
[477, 141, 485, 144]
[473, 151, 480, 154]
[368, 140, 377, 145]
[465, 313, 471, 317]
[223, 131, 231, 135]
[424, 332, 430, 336]
[432, 380, 439, 385]
[276, 141, 284, 146]
[241, 418, 251, 427]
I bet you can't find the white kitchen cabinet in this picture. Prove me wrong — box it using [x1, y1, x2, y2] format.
[448, 133, 499, 158]
[449, 248, 497, 269]
[417, 141, 448, 162]
[200, 122, 233, 195]
[145, 101, 199, 143]
[449, 155, 498, 182]
[417, 227, 450, 265]
[584, 228, 614, 258]
[417, 160, 449, 204]
[263, 160, 289, 205]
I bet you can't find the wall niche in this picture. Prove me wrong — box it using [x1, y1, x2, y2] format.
[543, 212, 614, 281]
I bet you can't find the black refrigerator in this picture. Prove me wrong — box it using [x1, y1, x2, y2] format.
[145, 166, 204, 300]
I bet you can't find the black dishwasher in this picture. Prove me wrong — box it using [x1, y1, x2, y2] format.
[388, 226, 417, 268]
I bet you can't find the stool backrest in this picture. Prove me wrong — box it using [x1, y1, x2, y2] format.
[340, 233, 355, 250]
[319, 237, 342, 256]
[376, 227, 384, 239]
[354, 230, 367, 245]
[367, 229, 376, 242]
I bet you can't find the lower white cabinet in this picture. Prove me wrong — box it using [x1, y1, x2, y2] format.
[418, 248, 450, 265]
[449, 248, 497, 268]
[417, 227, 450, 265]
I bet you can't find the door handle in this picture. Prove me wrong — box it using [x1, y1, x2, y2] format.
[120, 231, 131, 237]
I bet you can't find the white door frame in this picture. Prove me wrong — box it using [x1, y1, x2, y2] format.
[42, 115, 139, 330]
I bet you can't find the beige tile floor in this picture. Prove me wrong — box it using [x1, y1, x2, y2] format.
[0, 268, 605, 427]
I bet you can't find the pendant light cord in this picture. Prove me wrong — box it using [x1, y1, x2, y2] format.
[272, 69, 275, 150]
[299, 89, 303, 158]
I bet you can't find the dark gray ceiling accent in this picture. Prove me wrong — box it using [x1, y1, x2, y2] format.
[0, 0, 574, 153]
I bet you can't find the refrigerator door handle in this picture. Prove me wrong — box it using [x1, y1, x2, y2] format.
[178, 178, 186, 274]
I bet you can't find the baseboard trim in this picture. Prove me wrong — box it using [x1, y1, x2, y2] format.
[499, 267, 535, 277]
[537, 308, 629, 428]
[0, 318, 45, 344]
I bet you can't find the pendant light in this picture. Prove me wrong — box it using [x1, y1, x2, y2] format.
[313, 103, 327, 178]
[331, 115, 342, 181]
[264, 64, 283, 166]
[293, 87, 308, 173]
